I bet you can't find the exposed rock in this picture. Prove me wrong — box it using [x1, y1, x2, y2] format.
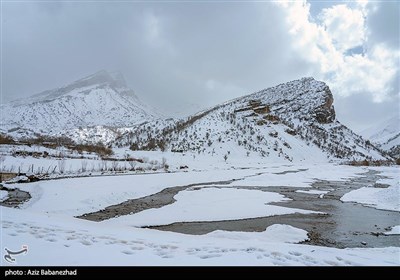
[314, 87, 335, 124]
[27, 175, 40, 182]
[263, 114, 280, 122]
[285, 128, 297, 136]
[115, 77, 386, 161]
[253, 105, 270, 114]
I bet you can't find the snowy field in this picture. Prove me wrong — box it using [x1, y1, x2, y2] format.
[1, 160, 399, 266]
[341, 167, 400, 212]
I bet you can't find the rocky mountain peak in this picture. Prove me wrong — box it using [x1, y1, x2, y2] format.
[0, 70, 157, 139]
[67, 70, 127, 91]
[314, 85, 335, 124]
[114, 77, 385, 162]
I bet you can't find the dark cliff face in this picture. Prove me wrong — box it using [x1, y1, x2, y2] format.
[314, 86, 335, 124]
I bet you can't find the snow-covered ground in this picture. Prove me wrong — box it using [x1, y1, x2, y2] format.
[341, 167, 400, 212]
[360, 115, 400, 151]
[385, 226, 400, 235]
[14, 169, 261, 217]
[1, 163, 399, 266]
[0, 145, 170, 176]
[103, 187, 318, 227]
[227, 164, 366, 188]
[0, 190, 8, 202]
[1, 207, 399, 266]
[0, 144, 333, 178]
[5, 163, 368, 218]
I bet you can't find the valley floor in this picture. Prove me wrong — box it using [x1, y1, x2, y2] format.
[1, 163, 399, 266]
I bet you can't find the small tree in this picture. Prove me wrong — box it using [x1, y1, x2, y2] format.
[128, 160, 136, 171]
[58, 158, 66, 174]
[223, 154, 228, 162]
[111, 161, 119, 171]
[161, 157, 169, 170]
[0, 155, 5, 170]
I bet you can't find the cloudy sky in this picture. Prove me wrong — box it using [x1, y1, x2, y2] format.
[2, 0, 399, 131]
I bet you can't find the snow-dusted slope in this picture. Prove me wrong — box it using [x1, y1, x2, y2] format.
[1, 75, 387, 162]
[116, 78, 385, 162]
[0, 70, 158, 140]
[360, 116, 400, 159]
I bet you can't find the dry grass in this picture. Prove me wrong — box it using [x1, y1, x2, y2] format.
[347, 160, 394, 166]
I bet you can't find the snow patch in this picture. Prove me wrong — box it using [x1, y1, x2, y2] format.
[207, 224, 308, 244]
[0, 190, 9, 202]
[384, 226, 400, 235]
[104, 187, 319, 227]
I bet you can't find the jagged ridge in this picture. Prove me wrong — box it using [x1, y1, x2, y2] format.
[0, 70, 158, 139]
[115, 77, 385, 162]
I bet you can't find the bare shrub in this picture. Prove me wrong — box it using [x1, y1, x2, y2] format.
[0, 154, 5, 170]
[101, 160, 108, 171]
[98, 162, 103, 172]
[128, 160, 136, 171]
[111, 161, 119, 171]
[81, 160, 88, 173]
[0, 134, 15, 144]
[58, 158, 66, 174]
[161, 157, 169, 170]
[73, 143, 113, 157]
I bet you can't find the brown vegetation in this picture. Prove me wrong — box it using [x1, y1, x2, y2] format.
[347, 160, 394, 166]
[0, 134, 16, 144]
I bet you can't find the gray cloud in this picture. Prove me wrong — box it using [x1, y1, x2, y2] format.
[366, 1, 400, 49]
[335, 92, 399, 132]
[2, 1, 398, 131]
[335, 1, 400, 130]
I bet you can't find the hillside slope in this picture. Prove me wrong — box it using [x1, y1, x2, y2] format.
[360, 116, 400, 159]
[115, 78, 385, 162]
[0, 70, 158, 140]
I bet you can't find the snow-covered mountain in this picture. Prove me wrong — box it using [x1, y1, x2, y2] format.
[0, 70, 158, 140]
[360, 116, 400, 159]
[115, 77, 386, 162]
[0, 73, 388, 162]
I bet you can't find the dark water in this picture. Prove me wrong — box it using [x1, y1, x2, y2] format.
[147, 170, 400, 248]
[77, 179, 236, 221]
[76, 169, 399, 248]
[0, 185, 31, 208]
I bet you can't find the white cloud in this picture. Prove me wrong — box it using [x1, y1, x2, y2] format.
[3, 1, 397, 130]
[319, 4, 365, 52]
[332, 44, 398, 102]
[277, 1, 342, 73]
[276, 0, 399, 103]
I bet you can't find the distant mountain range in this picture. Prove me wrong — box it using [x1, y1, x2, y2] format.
[1, 71, 390, 162]
[0, 70, 158, 142]
[360, 116, 400, 160]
